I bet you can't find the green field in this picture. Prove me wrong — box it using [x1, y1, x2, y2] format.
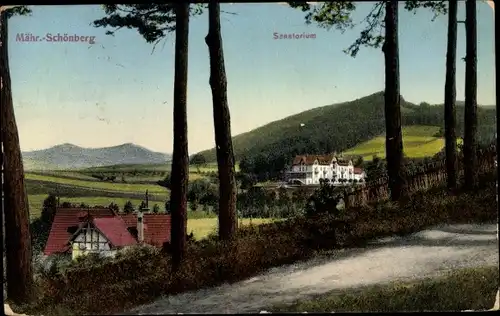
[25, 173, 168, 194]
[343, 126, 447, 160]
[83, 162, 238, 174]
[24, 163, 225, 222]
[187, 217, 276, 239]
[27, 195, 148, 219]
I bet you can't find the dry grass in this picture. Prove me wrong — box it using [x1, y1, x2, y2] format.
[272, 266, 499, 312]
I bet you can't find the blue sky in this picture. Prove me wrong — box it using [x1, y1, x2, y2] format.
[8, 2, 495, 154]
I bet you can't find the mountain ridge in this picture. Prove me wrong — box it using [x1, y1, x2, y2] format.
[22, 143, 171, 170]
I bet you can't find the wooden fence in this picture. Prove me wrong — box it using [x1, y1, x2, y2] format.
[343, 145, 497, 208]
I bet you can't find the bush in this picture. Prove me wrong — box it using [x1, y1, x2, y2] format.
[123, 201, 135, 214]
[25, 172, 497, 315]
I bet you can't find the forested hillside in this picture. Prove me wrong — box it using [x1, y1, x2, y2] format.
[196, 91, 496, 179]
[196, 92, 496, 177]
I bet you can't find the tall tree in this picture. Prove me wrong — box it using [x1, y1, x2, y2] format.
[463, 0, 478, 190]
[383, 1, 406, 201]
[444, 0, 458, 191]
[169, 2, 190, 266]
[205, 2, 237, 241]
[288, 1, 446, 201]
[0, 5, 34, 304]
[94, 4, 202, 265]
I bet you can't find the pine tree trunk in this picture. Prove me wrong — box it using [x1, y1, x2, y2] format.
[444, 0, 458, 191]
[205, 2, 237, 241]
[383, 1, 406, 202]
[169, 3, 189, 267]
[463, 0, 478, 190]
[0, 11, 34, 304]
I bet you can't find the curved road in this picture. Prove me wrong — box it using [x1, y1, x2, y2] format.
[127, 223, 498, 314]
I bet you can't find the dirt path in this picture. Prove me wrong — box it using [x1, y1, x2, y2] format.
[126, 223, 498, 314]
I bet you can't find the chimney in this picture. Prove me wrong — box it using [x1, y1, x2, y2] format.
[137, 209, 144, 243]
[137, 194, 150, 243]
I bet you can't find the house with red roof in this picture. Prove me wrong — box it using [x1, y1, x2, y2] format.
[286, 154, 366, 185]
[44, 207, 171, 260]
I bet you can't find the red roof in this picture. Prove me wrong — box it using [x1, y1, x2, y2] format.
[44, 208, 171, 255]
[292, 154, 335, 165]
[120, 214, 171, 247]
[44, 208, 117, 255]
[92, 217, 137, 247]
[354, 167, 364, 174]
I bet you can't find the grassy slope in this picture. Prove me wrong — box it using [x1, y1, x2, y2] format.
[343, 125, 444, 160]
[196, 92, 496, 163]
[272, 266, 499, 312]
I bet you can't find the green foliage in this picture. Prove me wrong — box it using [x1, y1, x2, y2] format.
[365, 155, 386, 181]
[41, 194, 57, 223]
[108, 202, 120, 212]
[189, 201, 198, 212]
[305, 179, 343, 217]
[93, 4, 204, 45]
[157, 173, 171, 189]
[138, 200, 147, 210]
[288, 2, 356, 31]
[123, 201, 135, 214]
[236, 186, 307, 219]
[30, 194, 58, 252]
[288, 1, 447, 57]
[152, 204, 160, 213]
[2, 6, 32, 18]
[34, 254, 71, 281]
[197, 93, 495, 181]
[190, 153, 207, 166]
[27, 177, 496, 315]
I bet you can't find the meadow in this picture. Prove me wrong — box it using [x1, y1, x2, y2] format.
[188, 217, 276, 239]
[343, 126, 449, 160]
[25, 162, 256, 241]
[25, 173, 169, 194]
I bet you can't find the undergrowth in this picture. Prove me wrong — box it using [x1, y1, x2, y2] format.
[14, 172, 497, 315]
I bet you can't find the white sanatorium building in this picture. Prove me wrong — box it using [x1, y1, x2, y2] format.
[286, 154, 366, 185]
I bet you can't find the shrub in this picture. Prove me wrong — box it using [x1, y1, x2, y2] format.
[152, 204, 160, 213]
[123, 201, 135, 214]
[26, 171, 497, 315]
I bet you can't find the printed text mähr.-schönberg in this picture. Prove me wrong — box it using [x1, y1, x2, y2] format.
[16, 33, 96, 44]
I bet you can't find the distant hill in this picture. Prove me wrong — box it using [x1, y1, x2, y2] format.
[22, 143, 171, 170]
[195, 91, 496, 178]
